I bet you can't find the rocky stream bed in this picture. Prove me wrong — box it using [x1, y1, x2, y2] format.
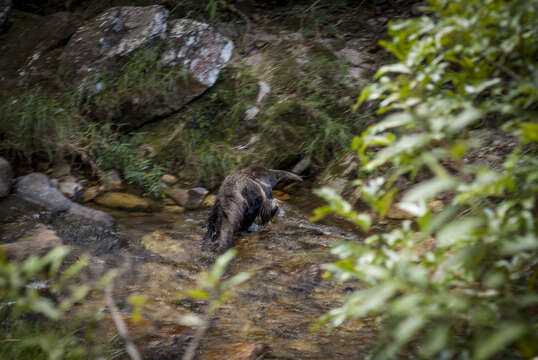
[0, 185, 378, 360]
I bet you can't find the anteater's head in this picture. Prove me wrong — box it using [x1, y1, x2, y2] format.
[245, 166, 302, 188]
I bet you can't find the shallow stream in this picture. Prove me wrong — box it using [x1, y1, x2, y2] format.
[1, 188, 377, 359]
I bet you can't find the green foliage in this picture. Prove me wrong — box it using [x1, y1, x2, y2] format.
[80, 123, 167, 197]
[314, 0, 538, 358]
[152, 67, 257, 188]
[0, 88, 167, 197]
[0, 247, 117, 359]
[0, 92, 75, 162]
[260, 46, 372, 168]
[181, 249, 253, 317]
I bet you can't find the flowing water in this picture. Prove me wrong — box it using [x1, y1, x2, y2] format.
[1, 189, 378, 359]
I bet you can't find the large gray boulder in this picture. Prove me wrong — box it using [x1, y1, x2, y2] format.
[59, 6, 169, 84]
[59, 6, 233, 127]
[161, 18, 234, 87]
[19, 11, 82, 88]
[15, 173, 115, 227]
[0, 156, 13, 198]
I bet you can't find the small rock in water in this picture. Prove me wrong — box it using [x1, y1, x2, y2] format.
[68, 203, 115, 228]
[167, 187, 208, 209]
[59, 176, 83, 200]
[163, 205, 185, 213]
[95, 192, 152, 210]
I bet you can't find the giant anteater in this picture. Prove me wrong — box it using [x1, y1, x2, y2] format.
[203, 166, 302, 253]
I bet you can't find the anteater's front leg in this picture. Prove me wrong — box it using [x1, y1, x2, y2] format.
[217, 220, 235, 254]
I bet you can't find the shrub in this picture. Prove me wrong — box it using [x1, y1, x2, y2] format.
[80, 123, 167, 197]
[0, 247, 117, 359]
[313, 0, 538, 358]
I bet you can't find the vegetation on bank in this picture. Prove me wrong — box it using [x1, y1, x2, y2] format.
[0, 247, 121, 359]
[313, 0, 538, 358]
[1, 34, 370, 193]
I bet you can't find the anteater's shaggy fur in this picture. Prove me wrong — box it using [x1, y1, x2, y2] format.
[203, 166, 302, 253]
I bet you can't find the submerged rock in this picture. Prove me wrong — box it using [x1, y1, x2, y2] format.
[0, 224, 62, 260]
[0, 156, 13, 198]
[141, 231, 189, 263]
[68, 203, 115, 228]
[94, 192, 152, 210]
[100, 314, 193, 360]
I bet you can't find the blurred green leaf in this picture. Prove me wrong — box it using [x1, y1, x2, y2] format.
[221, 271, 253, 291]
[473, 323, 526, 360]
[437, 217, 482, 247]
[420, 324, 451, 357]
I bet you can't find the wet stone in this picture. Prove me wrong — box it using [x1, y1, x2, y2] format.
[95, 192, 152, 210]
[167, 186, 208, 209]
[15, 172, 72, 212]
